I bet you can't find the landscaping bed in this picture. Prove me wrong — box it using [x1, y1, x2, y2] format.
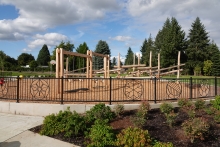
[30, 98, 220, 147]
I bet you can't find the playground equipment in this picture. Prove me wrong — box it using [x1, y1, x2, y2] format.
[114, 51, 184, 79]
[56, 48, 110, 79]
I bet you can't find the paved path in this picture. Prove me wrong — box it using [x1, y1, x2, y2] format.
[0, 113, 78, 147]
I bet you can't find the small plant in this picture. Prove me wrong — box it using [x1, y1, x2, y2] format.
[40, 108, 86, 137]
[85, 103, 116, 123]
[131, 101, 150, 128]
[165, 111, 177, 127]
[115, 127, 152, 147]
[210, 95, 220, 110]
[194, 99, 206, 110]
[187, 105, 196, 119]
[160, 102, 173, 115]
[177, 98, 192, 108]
[153, 141, 174, 147]
[214, 110, 220, 123]
[114, 104, 124, 117]
[204, 106, 217, 115]
[182, 117, 210, 143]
[85, 119, 116, 147]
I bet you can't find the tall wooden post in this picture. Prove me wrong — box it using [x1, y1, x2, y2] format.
[107, 55, 110, 78]
[56, 48, 60, 78]
[66, 57, 68, 78]
[149, 51, 152, 76]
[104, 57, 107, 78]
[117, 53, 121, 77]
[137, 54, 140, 77]
[133, 53, 135, 72]
[89, 50, 93, 89]
[177, 51, 180, 79]
[158, 53, 160, 77]
[86, 50, 89, 78]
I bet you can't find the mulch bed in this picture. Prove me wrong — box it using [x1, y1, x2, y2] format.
[30, 108, 220, 147]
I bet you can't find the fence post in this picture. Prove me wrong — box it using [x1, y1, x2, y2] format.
[16, 76, 19, 103]
[109, 77, 112, 105]
[215, 77, 217, 96]
[154, 77, 157, 103]
[61, 76, 64, 105]
[190, 77, 192, 100]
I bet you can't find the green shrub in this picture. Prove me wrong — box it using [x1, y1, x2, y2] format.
[114, 104, 124, 117]
[177, 98, 192, 108]
[40, 108, 86, 137]
[194, 99, 206, 110]
[182, 117, 210, 143]
[165, 111, 177, 127]
[204, 106, 217, 115]
[160, 102, 173, 115]
[131, 101, 150, 128]
[85, 103, 116, 123]
[187, 105, 196, 119]
[115, 127, 152, 147]
[85, 119, 116, 147]
[153, 141, 174, 147]
[214, 110, 220, 123]
[210, 95, 220, 110]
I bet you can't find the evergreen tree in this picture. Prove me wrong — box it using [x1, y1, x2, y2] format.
[51, 41, 74, 60]
[94, 40, 111, 70]
[111, 57, 117, 68]
[209, 43, 220, 76]
[73, 42, 89, 72]
[140, 35, 157, 66]
[155, 17, 187, 68]
[0, 51, 6, 71]
[185, 17, 210, 75]
[37, 44, 50, 66]
[124, 47, 134, 65]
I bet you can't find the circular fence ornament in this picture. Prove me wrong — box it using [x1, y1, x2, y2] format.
[0, 78, 7, 97]
[198, 79, 210, 97]
[30, 79, 50, 99]
[123, 79, 143, 100]
[166, 80, 182, 99]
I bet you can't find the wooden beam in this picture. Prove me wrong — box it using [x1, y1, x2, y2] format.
[63, 50, 90, 58]
[92, 51, 109, 58]
[160, 69, 183, 75]
[114, 64, 146, 68]
[136, 66, 158, 70]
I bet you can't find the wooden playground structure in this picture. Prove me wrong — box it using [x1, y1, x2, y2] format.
[113, 51, 185, 79]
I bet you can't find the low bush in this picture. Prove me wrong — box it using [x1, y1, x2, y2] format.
[214, 110, 220, 123]
[115, 127, 152, 147]
[194, 99, 206, 110]
[160, 102, 173, 115]
[153, 141, 174, 147]
[85, 119, 116, 147]
[114, 104, 124, 118]
[210, 95, 220, 110]
[177, 98, 192, 108]
[204, 106, 217, 115]
[40, 108, 86, 137]
[182, 117, 210, 143]
[85, 103, 116, 124]
[165, 111, 178, 127]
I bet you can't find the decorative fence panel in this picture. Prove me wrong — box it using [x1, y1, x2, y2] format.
[0, 76, 219, 104]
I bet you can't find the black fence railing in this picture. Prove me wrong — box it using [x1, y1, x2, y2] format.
[0, 76, 219, 105]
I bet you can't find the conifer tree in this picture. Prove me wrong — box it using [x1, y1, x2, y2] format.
[37, 44, 50, 66]
[185, 17, 210, 75]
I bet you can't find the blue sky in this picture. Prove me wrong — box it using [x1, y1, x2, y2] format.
[0, 0, 220, 62]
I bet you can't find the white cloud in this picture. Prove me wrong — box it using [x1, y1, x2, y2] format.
[28, 33, 68, 49]
[0, 0, 121, 41]
[109, 36, 132, 42]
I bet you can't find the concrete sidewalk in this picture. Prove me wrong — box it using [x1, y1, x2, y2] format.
[0, 113, 78, 147]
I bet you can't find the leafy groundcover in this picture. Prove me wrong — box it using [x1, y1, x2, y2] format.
[30, 98, 220, 147]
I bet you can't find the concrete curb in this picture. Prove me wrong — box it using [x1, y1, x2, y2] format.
[0, 99, 212, 116]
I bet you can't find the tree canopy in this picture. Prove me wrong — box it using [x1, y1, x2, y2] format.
[37, 44, 50, 66]
[94, 40, 111, 70]
[17, 53, 35, 66]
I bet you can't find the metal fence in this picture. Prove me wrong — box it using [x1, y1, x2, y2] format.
[0, 76, 219, 104]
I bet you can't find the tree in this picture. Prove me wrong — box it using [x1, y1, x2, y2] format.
[51, 41, 74, 60]
[124, 47, 134, 65]
[112, 57, 117, 67]
[155, 17, 187, 68]
[5, 55, 18, 71]
[37, 44, 50, 66]
[17, 53, 35, 66]
[29, 60, 38, 71]
[203, 60, 213, 76]
[210, 43, 220, 76]
[94, 40, 111, 70]
[140, 35, 157, 66]
[0, 51, 7, 71]
[73, 42, 89, 72]
[185, 17, 210, 75]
